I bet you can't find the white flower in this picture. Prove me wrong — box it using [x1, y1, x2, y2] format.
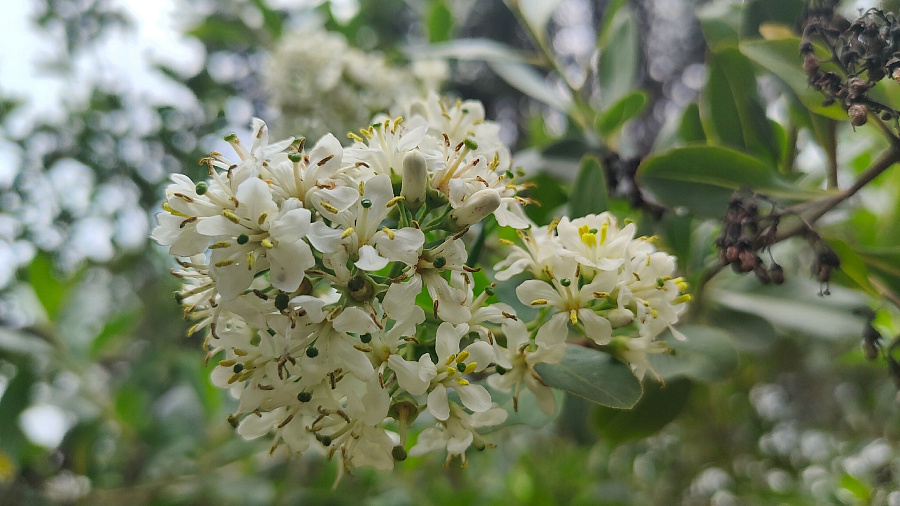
[515, 258, 617, 345]
[408, 402, 507, 466]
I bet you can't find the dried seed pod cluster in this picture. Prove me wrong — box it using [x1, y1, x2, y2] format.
[715, 191, 783, 285]
[801, 6, 900, 126]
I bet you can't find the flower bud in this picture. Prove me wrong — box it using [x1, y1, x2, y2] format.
[448, 188, 501, 230]
[607, 308, 634, 328]
[849, 103, 868, 126]
[401, 150, 427, 210]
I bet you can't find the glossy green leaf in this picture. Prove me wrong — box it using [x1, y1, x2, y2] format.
[534, 345, 642, 409]
[646, 325, 739, 382]
[27, 253, 67, 321]
[0, 363, 34, 458]
[740, 38, 846, 120]
[597, 7, 638, 106]
[596, 91, 646, 135]
[592, 377, 692, 445]
[704, 307, 779, 353]
[702, 48, 779, 162]
[678, 103, 706, 144]
[636, 145, 809, 218]
[89, 311, 139, 358]
[569, 156, 608, 217]
[488, 61, 572, 112]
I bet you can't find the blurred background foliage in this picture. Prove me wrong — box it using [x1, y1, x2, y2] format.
[1, 0, 900, 504]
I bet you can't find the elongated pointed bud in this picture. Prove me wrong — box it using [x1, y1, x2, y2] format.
[448, 188, 501, 230]
[401, 150, 427, 210]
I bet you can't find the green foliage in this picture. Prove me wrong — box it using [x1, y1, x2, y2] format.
[534, 345, 642, 409]
[646, 325, 739, 383]
[592, 377, 692, 445]
[569, 155, 609, 217]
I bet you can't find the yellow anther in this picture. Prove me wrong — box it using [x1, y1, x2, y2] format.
[499, 238, 514, 245]
[446, 367, 457, 375]
[673, 294, 692, 305]
[219, 359, 236, 367]
[222, 210, 241, 224]
[600, 223, 608, 245]
[581, 232, 597, 247]
[464, 363, 477, 374]
[227, 373, 241, 384]
[392, 116, 403, 133]
[215, 259, 235, 267]
[360, 128, 372, 139]
[247, 251, 255, 270]
[258, 213, 268, 225]
[642, 300, 651, 307]
[386, 196, 405, 207]
[578, 224, 590, 235]
[455, 377, 470, 386]
[651, 309, 659, 318]
[594, 291, 610, 298]
[445, 353, 457, 366]
[341, 227, 355, 239]
[456, 350, 470, 363]
[162, 202, 189, 218]
[633, 272, 641, 281]
[506, 184, 518, 190]
[210, 241, 231, 249]
[548, 218, 560, 233]
[514, 196, 528, 205]
[490, 154, 500, 170]
[530, 299, 548, 306]
[233, 348, 248, 356]
[320, 202, 339, 214]
[676, 281, 689, 292]
[260, 238, 274, 249]
[569, 309, 578, 326]
[382, 226, 395, 239]
[347, 132, 364, 142]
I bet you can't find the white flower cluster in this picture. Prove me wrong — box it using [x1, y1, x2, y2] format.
[494, 214, 691, 381]
[265, 29, 446, 141]
[151, 93, 688, 471]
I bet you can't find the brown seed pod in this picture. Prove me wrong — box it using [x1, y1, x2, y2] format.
[849, 103, 869, 126]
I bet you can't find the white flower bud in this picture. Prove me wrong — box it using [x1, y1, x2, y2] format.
[448, 188, 501, 230]
[607, 308, 634, 328]
[401, 150, 427, 209]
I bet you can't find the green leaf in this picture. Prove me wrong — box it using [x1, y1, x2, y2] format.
[407, 38, 526, 63]
[646, 325, 739, 382]
[696, 1, 743, 51]
[426, 0, 453, 43]
[741, 0, 804, 38]
[479, 384, 562, 433]
[89, 311, 139, 358]
[701, 48, 779, 162]
[518, 0, 563, 43]
[636, 145, 812, 218]
[678, 103, 706, 144]
[27, 253, 67, 321]
[488, 61, 572, 112]
[704, 307, 779, 353]
[708, 275, 870, 341]
[596, 91, 646, 135]
[0, 362, 34, 458]
[740, 38, 846, 120]
[592, 377, 692, 445]
[534, 345, 642, 409]
[825, 239, 879, 297]
[569, 156, 609, 218]
[597, 7, 638, 106]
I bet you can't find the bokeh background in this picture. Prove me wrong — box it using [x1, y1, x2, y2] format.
[1, 0, 899, 504]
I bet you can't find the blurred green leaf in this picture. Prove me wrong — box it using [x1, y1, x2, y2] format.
[597, 0, 628, 41]
[27, 253, 68, 321]
[704, 307, 779, 352]
[0, 328, 53, 357]
[708, 276, 869, 341]
[188, 16, 257, 48]
[249, 0, 283, 39]
[518, 0, 563, 43]
[534, 345, 642, 409]
[597, 6, 638, 106]
[0, 362, 34, 459]
[702, 48, 779, 162]
[826, 239, 879, 297]
[90, 311, 139, 359]
[696, 1, 743, 51]
[408, 38, 526, 62]
[592, 377, 692, 445]
[740, 38, 847, 120]
[646, 325, 739, 382]
[489, 61, 572, 112]
[637, 145, 812, 218]
[569, 155, 608, 218]
[480, 384, 562, 433]
[741, 0, 804, 38]
[678, 103, 706, 144]
[523, 172, 567, 224]
[596, 91, 646, 136]
[427, 0, 453, 43]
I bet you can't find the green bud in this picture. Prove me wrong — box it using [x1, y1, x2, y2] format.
[275, 293, 290, 311]
[361, 198, 372, 209]
[195, 181, 208, 195]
